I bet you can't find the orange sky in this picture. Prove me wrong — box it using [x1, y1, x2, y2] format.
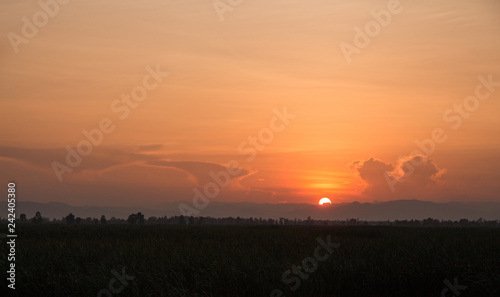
[1, 0, 499, 207]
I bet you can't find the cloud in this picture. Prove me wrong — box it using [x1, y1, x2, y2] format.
[0, 146, 265, 206]
[350, 155, 446, 199]
[393, 155, 447, 186]
[0, 146, 158, 173]
[133, 144, 164, 152]
[145, 160, 253, 188]
[349, 158, 395, 197]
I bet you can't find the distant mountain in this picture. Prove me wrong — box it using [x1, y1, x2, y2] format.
[2, 200, 500, 221]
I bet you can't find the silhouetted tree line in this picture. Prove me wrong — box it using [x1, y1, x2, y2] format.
[2, 212, 499, 227]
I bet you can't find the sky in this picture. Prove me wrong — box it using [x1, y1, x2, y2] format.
[1, 0, 499, 208]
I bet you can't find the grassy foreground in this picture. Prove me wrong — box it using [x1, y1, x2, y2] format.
[1, 224, 499, 297]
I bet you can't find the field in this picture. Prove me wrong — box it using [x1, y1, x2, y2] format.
[1, 224, 500, 297]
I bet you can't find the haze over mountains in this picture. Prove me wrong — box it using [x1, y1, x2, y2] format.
[4, 200, 500, 221]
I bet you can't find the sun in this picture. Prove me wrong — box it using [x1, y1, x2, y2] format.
[318, 197, 332, 205]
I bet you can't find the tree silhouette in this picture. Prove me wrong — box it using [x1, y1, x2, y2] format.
[32, 211, 43, 223]
[66, 213, 75, 224]
[127, 212, 145, 224]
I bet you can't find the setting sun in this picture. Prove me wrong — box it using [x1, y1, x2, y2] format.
[319, 197, 332, 205]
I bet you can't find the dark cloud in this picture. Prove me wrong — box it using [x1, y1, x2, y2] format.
[0, 146, 263, 206]
[350, 155, 446, 199]
[0, 146, 158, 173]
[350, 158, 395, 197]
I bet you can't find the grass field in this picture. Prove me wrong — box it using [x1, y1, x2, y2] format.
[1, 224, 500, 297]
